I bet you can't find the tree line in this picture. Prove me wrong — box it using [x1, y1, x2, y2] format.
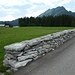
[19, 14, 75, 27]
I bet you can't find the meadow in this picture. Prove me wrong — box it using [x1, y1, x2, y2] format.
[0, 27, 74, 72]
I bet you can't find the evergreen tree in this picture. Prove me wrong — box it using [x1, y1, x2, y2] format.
[19, 15, 75, 27]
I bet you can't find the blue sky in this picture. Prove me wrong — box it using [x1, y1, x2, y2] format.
[0, 0, 75, 21]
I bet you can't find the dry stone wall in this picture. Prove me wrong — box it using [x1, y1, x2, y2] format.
[3, 29, 75, 71]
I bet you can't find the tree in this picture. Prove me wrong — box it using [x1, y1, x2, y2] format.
[19, 15, 75, 27]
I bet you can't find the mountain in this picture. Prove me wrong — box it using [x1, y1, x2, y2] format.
[0, 21, 5, 24]
[0, 19, 19, 26]
[6, 19, 19, 26]
[38, 6, 75, 17]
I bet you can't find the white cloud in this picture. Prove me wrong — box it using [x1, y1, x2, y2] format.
[26, 10, 45, 17]
[0, 0, 28, 6]
[0, 5, 4, 10]
[0, 8, 20, 15]
[0, 15, 18, 21]
[66, 8, 71, 11]
[6, 8, 20, 15]
[27, 0, 71, 8]
[0, 0, 72, 10]
[26, 5, 37, 13]
[58, 0, 71, 6]
[28, 0, 55, 7]
[0, 0, 21, 16]
[0, 7, 20, 15]
[32, 10, 45, 17]
[73, 0, 75, 1]
[25, 4, 45, 17]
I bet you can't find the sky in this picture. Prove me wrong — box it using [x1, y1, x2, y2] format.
[0, 0, 75, 21]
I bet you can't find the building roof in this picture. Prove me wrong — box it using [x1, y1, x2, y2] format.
[0, 24, 5, 26]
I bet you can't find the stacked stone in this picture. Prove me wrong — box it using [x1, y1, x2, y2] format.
[3, 29, 75, 71]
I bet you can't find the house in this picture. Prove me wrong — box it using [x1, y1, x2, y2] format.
[5, 25, 9, 27]
[0, 24, 10, 28]
[0, 24, 5, 27]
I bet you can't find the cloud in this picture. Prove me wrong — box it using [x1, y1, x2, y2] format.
[26, 10, 45, 17]
[28, 0, 71, 8]
[0, 5, 4, 10]
[0, 0, 28, 6]
[26, 5, 37, 13]
[28, 0, 55, 7]
[6, 9, 20, 15]
[73, 0, 75, 1]
[0, 7, 20, 15]
[58, 0, 71, 6]
[0, 15, 18, 21]
[25, 4, 45, 17]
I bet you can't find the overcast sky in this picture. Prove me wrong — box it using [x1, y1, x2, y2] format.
[0, 0, 75, 21]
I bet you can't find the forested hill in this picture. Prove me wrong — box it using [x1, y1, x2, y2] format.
[19, 15, 75, 27]
[0, 19, 19, 26]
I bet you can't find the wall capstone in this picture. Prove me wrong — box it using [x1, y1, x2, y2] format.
[3, 29, 75, 71]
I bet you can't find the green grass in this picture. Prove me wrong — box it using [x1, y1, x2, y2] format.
[0, 27, 74, 72]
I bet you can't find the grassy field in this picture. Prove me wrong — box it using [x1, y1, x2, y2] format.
[0, 27, 74, 72]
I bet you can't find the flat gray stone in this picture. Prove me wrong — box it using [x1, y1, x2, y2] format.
[4, 43, 27, 51]
[13, 59, 32, 69]
[0, 73, 4, 75]
[18, 54, 37, 62]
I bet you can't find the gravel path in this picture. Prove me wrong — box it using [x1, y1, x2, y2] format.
[13, 37, 75, 75]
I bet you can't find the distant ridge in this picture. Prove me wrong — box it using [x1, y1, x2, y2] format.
[38, 6, 75, 17]
[0, 19, 19, 26]
[6, 19, 19, 26]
